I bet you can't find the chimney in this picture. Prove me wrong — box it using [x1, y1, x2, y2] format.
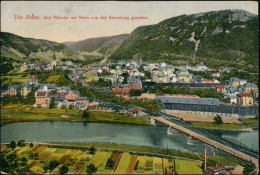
[204, 147, 207, 173]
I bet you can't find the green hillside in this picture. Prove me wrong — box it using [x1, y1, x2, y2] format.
[109, 9, 258, 66]
[63, 34, 129, 54]
[0, 32, 85, 61]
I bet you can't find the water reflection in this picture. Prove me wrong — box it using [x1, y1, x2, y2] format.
[2, 121, 256, 155]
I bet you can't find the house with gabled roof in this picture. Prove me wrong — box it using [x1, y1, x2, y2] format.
[237, 93, 253, 106]
[215, 84, 226, 93]
[39, 84, 56, 92]
[127, 77, 142, 90]
[34, 91, 49, 107]
[20, 84, 32, 97]
[27, 75, 38, 87]
[7, 85, 19, 96]
[65, 91, 80, 102]
[57, 86, 70, 98]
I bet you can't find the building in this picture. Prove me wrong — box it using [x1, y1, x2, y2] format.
[202, 79, 219, 83]
[20, 84, 32, 97]
[39, 84, 56, 93]
[215, 84, 226, 93]
[229, 77, 240, 87]
[75, 97, 90, 109]
[206, 163, 228, 175]
[243, 83, 258, 94]
[237, 93, 253, 106]
[65, 91, 80, 102]
[34, 91, 49, 107]
[111, 84, 130, 94]
[212, 71, 220, 78]
[57, 86, 70, 98]
[127, 78, 142, 90]
[131, 107, 140, 116]
[177, 74, 192, 83]
[239, 79, 247, 86]
[27, 75, 38, 87]
[6, 85, 19, 96]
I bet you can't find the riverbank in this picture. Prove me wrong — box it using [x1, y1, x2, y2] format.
[187, 118, 258, 130]
[1, 104, 150, 126]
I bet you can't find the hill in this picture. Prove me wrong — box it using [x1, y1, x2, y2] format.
[109, 9, 258, 66]
[0, 32, 85, 61]
[63, 34, 129, 55]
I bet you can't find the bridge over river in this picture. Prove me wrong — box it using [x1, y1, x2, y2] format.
[152, 116, 258, 168]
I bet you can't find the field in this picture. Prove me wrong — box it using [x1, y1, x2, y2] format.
[1, 104, 150, 126]
[188, 121, 243, 129]
[1, 143, 205, 174]
[84, 71, 99, 82]
[189, 118, 259, 130]
[0, 104, 81, 125]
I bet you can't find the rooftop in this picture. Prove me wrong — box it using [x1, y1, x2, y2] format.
[237, 93, 251, 98]
[156, 96, 220, 105]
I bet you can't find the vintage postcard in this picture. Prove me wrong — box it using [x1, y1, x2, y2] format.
[0, 1, 259, 174]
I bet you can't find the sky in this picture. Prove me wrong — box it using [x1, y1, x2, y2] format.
[1, 1, 258, 43]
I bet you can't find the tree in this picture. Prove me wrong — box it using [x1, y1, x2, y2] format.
[59, 165, 69, 175]
[20, 157, 28, 166]
[49, 98, 56, 109]
[106, 158, 114, 168]
[214, 114, 223, 124]
[29, 143, 33, 148]
[82, 110, 89, 118]
[86, 163, 97, 174]
[49, 160, 59, 171]
[17, 140, 25, 147]
[89, 146, 96, 154]
[10, 141, 16, 149]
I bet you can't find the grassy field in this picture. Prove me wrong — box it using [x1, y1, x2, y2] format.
[1, 104, 81, 125]
[1, 143, 207, 174]
[86, 111, 151, 126]
[46, 74, 62, 82]
[175, 159, 203, 174]
[49, 142, 243, 167]
[84, 71, 99, 82]
[189, 118, 258, 130]
[188, 122, 243, 129]
[1, 104, 150, 126]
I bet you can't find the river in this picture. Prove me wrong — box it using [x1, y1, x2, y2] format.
[1, 121, 258, 155]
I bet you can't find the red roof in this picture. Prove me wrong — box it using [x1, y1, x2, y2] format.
[127, 68, 133, 70]
[153, 68, 159, 71]
[31, 75, 35, 81]
[202, 79, 216, 82]
[212, 71, 220, 74]
[207, 163, 226, 171]
[132, 107, 140, 113]
[237, 93, 250, 98]
[216, 84, 225, 88]
[37, 91, 47, 97]
[48, 94, 57, 97]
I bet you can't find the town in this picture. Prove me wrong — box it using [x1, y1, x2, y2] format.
[2, 57, 258, 119]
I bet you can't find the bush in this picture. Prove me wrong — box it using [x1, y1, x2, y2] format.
[106, 157, 114, 168]
[10, 141, 16, 150]
[82, 110, 89, 118]
[86, 163, 97, 174]
[89, 146, 96, 154]
[214, 114, 223, 124]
